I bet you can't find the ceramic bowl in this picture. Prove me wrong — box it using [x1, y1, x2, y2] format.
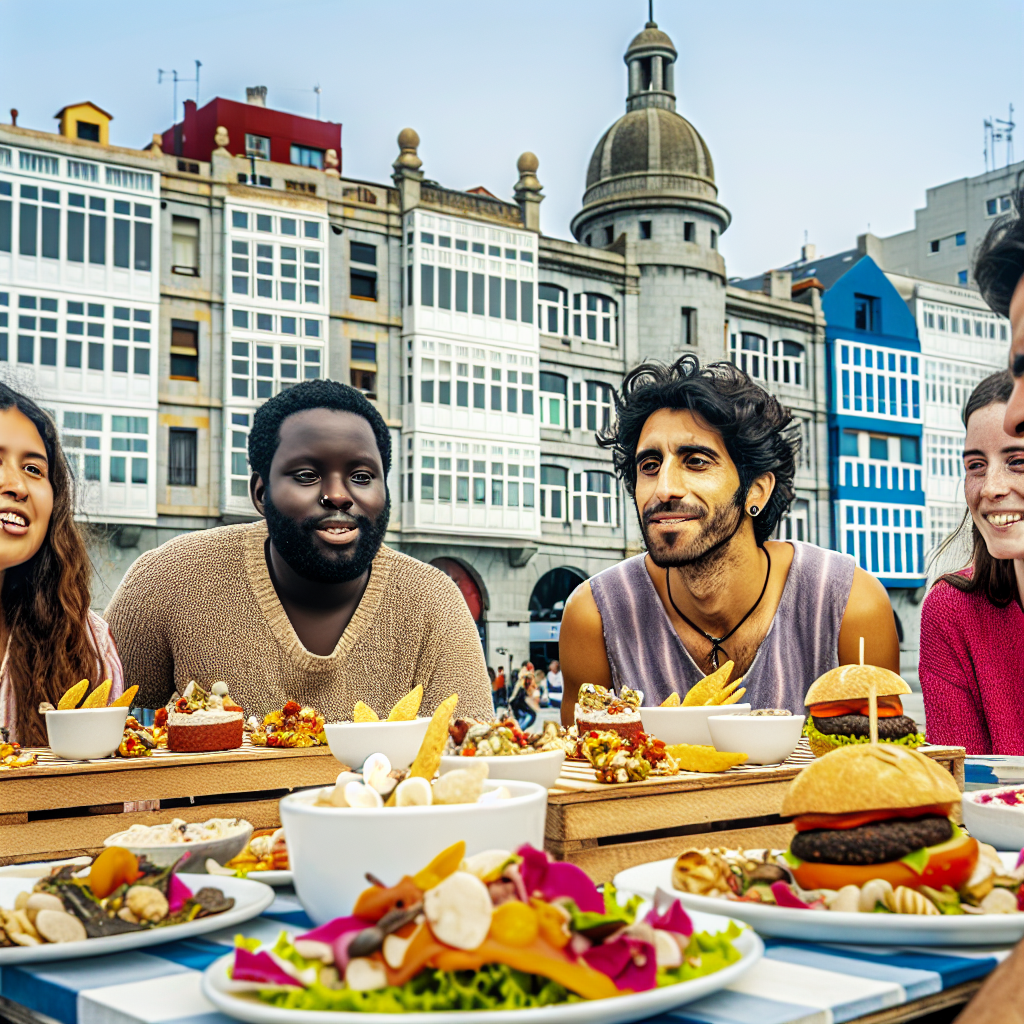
[439, 749, 565, 789]
[103, 820, 253, 870]
[707, 713, 806, 765]
[44, 706, 129, 760]
[323, 717, 431, 771]
[280, 779, 548, 924]
[639, 704, 751, 747]
[962, 787, 1024, 850]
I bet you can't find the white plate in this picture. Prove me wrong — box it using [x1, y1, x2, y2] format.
[233, 869, 293, 887]
[614, 854, 1024, 946]
[201, 908, 762, 1024]
[0, 872, 274, 965]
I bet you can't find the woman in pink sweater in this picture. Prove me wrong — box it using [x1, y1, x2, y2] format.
[920, 370, 1024, 754]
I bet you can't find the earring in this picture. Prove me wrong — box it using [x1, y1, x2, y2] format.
[748, 505, 760, 517]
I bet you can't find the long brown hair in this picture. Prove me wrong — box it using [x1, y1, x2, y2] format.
[0, 384, 103, 746]
[935, 370, 1019, 607]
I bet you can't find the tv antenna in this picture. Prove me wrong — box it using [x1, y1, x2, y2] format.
[984, 104, 1015, 172]
[158, 60, 202, 123]
[314, 83, 322, 120]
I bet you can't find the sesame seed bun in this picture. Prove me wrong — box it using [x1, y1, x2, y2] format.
[804, 664, 911, 706]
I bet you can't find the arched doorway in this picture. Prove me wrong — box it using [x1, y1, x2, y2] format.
[529, 567, 587, 668]
[431, 558, 486, 647]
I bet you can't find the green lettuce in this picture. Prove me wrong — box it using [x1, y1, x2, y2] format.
[658, 924, 743, 986]
[564, 883, 643, 935]
[803, 720, 926, 750]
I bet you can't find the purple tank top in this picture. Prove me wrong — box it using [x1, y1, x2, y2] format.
[588, 542, 856, 714]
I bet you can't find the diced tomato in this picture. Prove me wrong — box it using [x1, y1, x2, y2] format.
[810, 696, 904, 718]
[793, 803, 955, 832]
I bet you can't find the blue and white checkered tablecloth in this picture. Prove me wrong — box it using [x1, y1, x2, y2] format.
[0, 889, 1009, 1024]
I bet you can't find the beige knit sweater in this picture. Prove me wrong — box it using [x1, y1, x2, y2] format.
[104, 521, 493, 723]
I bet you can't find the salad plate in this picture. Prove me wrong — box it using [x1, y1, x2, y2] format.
[201, 907, 762, 1024]
[614, 854, 1024, 946]
[0, 873, 275, 965]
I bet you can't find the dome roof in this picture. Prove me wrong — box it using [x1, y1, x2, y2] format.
[585, 106, 715, 190]
[625, 22, 677, 58]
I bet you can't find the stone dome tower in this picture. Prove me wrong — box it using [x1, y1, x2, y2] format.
[572, 20, 730, 364]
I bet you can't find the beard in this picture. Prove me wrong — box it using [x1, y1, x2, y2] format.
[263, 490, 391, 584]
[639, 486, 745, 570]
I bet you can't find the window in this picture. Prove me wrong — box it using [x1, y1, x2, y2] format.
[351, 241, 376, 265]
[351, 368, 376, 398]
[538, 284, 568, 335]
[574, 470, 616, 526]
[88, 201, 106, 265]
[683, 222, 695, 242]
[168, 428, 198, 486]
[583, 294, 616, 343]
[170, 320, 199, 380]
[930, 239, 940, 253]
[351, 269, 377, 300]
[229, 413, 250, 497]
[19, 190, 37, 256]
[639, 220, 652, 239]
[539, 372, 567, 428]
[900, 436, 921, 464]
[0, 181, 11, 254]
[955, 232, 966, 247]
[773, 340, 804, 386]
[110, 416, 148, 486]
[840, 430, 859, 457]
[603, 225, 614, 245]
[710, 230, 718, 250]
[489, 275, 501, 318]
[540, 465, 567, 520]
[245, 134, 271, 160]
[681, 307, 696, 347]
[957, 270, 968, 285]
[869, 436, 888, 460]
[290, 144, 324, 169]
[731, 332, 769, 381]
[584, 381, 614, 432]
[172, 217, 199, 275]
[40, 195, 59, 260]
[853, 294, 879, 332]
[987, 198, 998, 216]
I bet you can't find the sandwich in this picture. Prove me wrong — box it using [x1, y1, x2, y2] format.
[780, 743, 978, 891]
[803, 664, 925, 757]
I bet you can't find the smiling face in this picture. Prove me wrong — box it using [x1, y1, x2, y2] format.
[1004, 274, 1024, 437]
[252, 408, 389, 583]
[0, 406, 54, 573]
[634, 408, 756, 567]
[963, 401, 1024, 561]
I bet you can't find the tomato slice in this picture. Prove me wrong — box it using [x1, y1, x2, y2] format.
[810, 696, 904, 718]
[793, 803, 955, 832]
[790, 831, 979, 893]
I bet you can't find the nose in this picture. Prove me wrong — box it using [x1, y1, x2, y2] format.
[0, 458, 29, 502]
[980, 461, 1012, 502]
[653, 455, 685, 506]
[320, 473, 354, 511]
[1004, 376, 1024, 438]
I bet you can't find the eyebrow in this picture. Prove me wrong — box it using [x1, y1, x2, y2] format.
[634, 443, 719, 465]
[962, 447, 1024, 457]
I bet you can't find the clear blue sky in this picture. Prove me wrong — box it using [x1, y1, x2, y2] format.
[2, 0, 1020, 277]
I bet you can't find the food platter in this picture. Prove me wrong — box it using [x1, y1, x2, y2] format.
[614, 854, 1024, 946]
[200, 908, 763, 1024]
[0, 873, 274, 965]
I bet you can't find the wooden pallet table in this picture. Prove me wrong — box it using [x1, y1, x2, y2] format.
[0, 739, 340, 865]
[544, 739, 966, 883]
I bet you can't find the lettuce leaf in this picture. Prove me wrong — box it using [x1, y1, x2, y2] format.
[656, 926, 743, 986]
[564, 883, 643, 935]
[803, 720, 926, 750]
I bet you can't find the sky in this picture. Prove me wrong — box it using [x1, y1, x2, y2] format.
[1, 0, 1021, 277]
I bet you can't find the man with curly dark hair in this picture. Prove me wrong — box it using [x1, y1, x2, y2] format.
[559, 355, 899, 718]
[106, 379, 493, 723]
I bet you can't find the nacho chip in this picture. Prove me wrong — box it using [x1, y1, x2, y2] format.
[109, 685, 139, 708]
[81, 680, 112, 709]
[660, 692, 681, 707]
[352, 701, 379, 723]
[387, 684, 423, 722]
[665, 744, 748, 773]
[682, 661, 734, 707]
[387, 693, 459, 805]
[719, 686, 747, 706]
[57, 679, 89, 710]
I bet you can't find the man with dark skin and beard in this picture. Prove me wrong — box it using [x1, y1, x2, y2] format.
[559, 356, 898, 722]
[105, 380, 492, 722]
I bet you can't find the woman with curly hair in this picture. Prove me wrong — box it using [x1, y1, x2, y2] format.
[0, 383, 123, 746]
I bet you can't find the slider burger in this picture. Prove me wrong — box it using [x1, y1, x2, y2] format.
[780, 743, 978, 891]
[803, 664, 924, 757]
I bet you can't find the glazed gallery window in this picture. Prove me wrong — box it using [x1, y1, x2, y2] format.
[538, 284, 568, 335]
[109, 416, 148, 485]
[573, 470, 616, 526]
[582, 381, 613, 432]
[539, 372, 567, 428]
[539, 465, 567, 520]
[573, 293, 617, 343]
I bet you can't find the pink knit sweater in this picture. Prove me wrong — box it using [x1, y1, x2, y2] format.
[919, 577, 1024, 754]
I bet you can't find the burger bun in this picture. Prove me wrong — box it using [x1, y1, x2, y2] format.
[804, 664, 911, 706]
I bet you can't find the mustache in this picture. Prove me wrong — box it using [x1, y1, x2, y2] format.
[641, 500, 706, 527]
[298, 510, 362, 532]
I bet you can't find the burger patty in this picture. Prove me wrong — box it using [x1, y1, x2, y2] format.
[790, 814, 952, 865]
[811, 713, 918, 740]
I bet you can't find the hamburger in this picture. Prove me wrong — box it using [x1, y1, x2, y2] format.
[780, 744, 978, 892]
[803, 664, 925, 757]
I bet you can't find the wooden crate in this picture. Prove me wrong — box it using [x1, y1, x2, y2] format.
[0, 739, 341, 865]
[544, 740, 966, 883]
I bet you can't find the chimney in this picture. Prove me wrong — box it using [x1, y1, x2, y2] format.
[801, 242, 816, 263]
[10, 109, 17, 126]
[762, 270, 792, 300]
[856, 232, 884, 265]
[246, 86, 268, 107]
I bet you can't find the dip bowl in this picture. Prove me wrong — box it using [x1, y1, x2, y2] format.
[103, 819, 253, 870]
[707, 713, 806, 765]
[439, 748, 565, 789]
[639, 704, 751, 747]
[962, 786, 1024, 850]
[44, 706, 129, 760]
[280, 779, 548, 924]
[323, 717, 431, 771]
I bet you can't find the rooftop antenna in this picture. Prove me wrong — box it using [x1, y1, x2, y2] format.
[648, 0, 654, 22]
[314, 83, 322, 120]
[984, 105, 1016, 172]
[158, 60, 202, 123]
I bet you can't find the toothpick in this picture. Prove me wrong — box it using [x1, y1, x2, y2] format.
[862, 636, 879, 745]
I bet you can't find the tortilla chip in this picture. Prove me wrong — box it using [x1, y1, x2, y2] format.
[352, 701, 379, 723]
[388, 684, 423, 722]
[718, 687, 747, 706]
[665, 744, 748, 773]
[109, 685, 139, 708]
[682, 661, 735, 707]
[57, 679, 89, 710]
[387, 693, 459, 805]
[660, 692, 681, 707]
[81, 680, 112, 709]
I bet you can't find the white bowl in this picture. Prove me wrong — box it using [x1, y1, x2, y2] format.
[323, 717, 431, 770]
[639, 704, 751, 746]
[439, 749, 565, 789]
[280, 779, 548, 924]
[44, 706, 129, 760]
[103, 820, 253, 871]
[962, 787, 1024, 850]
[707, 713, 806, 765]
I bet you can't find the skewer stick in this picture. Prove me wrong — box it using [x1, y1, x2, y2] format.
[861, 636, 879, 745]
